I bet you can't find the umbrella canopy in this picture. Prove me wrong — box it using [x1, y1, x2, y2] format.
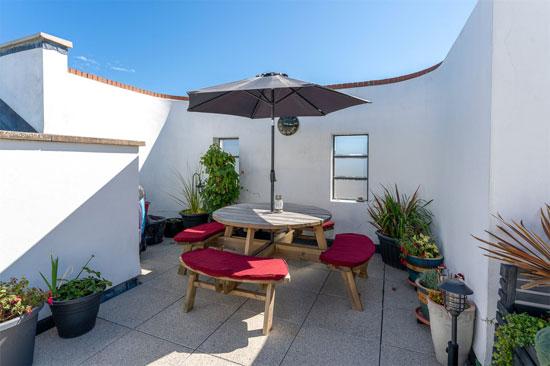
[187, 72, 371, 212]
[188, 72, 370, 118]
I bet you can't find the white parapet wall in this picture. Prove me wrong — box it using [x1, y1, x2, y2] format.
[0, 131, 143, 320]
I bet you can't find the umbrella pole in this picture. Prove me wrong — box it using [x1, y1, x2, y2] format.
[270, 90, 275, 213]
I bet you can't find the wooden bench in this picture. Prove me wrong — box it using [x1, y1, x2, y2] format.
[294, 221, 334, 240]
[174, 222, 225, 274]
[319, 233, 375, 311]
[179, 248, 290, 335]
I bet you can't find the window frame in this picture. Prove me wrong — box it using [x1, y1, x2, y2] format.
[331, 133, 369, 202]
[216, 137, 240, 172]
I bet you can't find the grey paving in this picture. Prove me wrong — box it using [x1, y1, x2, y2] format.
[34, 238, 437, 366]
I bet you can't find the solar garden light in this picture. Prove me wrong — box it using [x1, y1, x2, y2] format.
[437, 278, 473, 366]
[192, 172, 204, 193]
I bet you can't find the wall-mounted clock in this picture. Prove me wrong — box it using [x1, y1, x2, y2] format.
[277, 117, 299, 136]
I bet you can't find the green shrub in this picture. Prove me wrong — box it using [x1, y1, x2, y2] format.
[200, 144, 240, 213]
[493, 313, 550, 366]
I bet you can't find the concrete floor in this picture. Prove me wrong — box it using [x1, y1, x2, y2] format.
[34, 239, 440, 366]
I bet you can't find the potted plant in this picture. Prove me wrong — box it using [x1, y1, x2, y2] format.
[0, 278, 48, 365]
[368, 185, 433, 269]
[40, 254, 111, 338]
[164, 217, 184, 238]
[415, 269, 439, 321]
[200, 144, 240, 214]
[170, 167, 209, 229]
[427, 273, 475, 365]
[400, 230, 443, 284]
[536, 326, 550, 366]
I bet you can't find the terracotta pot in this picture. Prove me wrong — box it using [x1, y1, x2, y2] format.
[405, 254, 444, 284]
[427, 296, 476, 365]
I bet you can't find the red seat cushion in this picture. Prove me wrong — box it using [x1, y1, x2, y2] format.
[174, 222, 225, 243]
[181, 248, 289, 282]
[322, 221, 335, 229]
[320, 233, 375, 267]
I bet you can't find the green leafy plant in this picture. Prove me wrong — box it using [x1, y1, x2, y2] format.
[399, 230, 440, 261]
[166, 217, 182, 224]
[0, 277, 48, 323]
[170, 167, 206, 214]
[200, 144, 240, 213]
[536, 326, 550, 366]
[418, 269, 439, 290]
[368, 185, 433, 239]
[40, 254, 112, 302]
[474, 204, 550, 289]
[493, 312, 550, 366]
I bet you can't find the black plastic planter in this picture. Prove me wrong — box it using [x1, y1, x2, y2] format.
[180, 212, 209, 229]
[0, 304, 43, 366]
[376, 231, 405, 270]
[164, 219, 184, 238]
[49, 290, 103, 338]
[145, 215, 166, 245]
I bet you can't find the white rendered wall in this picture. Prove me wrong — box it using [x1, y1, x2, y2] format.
[0, 139, 141, 319]
[0, 48, 44, 131]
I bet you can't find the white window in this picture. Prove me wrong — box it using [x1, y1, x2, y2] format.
[332, 134, 368, 201]
[217, 138, 239, 173]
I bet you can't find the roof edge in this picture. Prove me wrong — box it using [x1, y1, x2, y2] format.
[68, 61, 443, 101]
[0, 32, 73, 52]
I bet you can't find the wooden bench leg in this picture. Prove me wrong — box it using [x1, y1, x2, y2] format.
[184, 271, 198, 312]
[313, 224, 328, 250]
[180, 245, 192, 275]
[263, 284, 276, 335]
[357, 262, 369, 278]
[341, 269, 363, 311]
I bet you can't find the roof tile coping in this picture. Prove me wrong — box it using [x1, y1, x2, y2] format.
[0, 32, 73, 52]
[0, 130, 145, 147]
[67, 61, 442, 101]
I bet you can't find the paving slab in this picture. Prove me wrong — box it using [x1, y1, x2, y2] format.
[380, 344, 440, 366]
[383, 274, 418, 310]
[136, 296, 239, 349]
[98, 282, 183, 328]
[320, 270, 383, 305]
[382, 306, 435, 355]
[241, 285, 317, 325]
[285, 263, 329, 293]
[143, 266, 189, 294]
[304, 293, 382, 338]
[182, 353, 241, 365]
[197, 308, 300, 366]
[34, 318, 130, 366]
[284, 258, 329, 272]
[281, 325, 380, 366]
[81, 330, 193, 366]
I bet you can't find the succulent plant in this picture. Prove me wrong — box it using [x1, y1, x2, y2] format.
[419, 269, 439, 290]
[536, 326, 550, 366]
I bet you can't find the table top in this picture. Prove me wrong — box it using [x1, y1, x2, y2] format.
[213, 203, 332, 230]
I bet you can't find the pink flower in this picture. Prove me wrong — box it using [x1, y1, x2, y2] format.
[47, 297, 53, 305]
[241, 170, 245, 175]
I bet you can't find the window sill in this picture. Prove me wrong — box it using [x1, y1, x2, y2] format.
[330, 199, 368, 204]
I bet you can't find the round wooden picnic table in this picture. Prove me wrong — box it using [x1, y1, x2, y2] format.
[213, 203, 332, 255]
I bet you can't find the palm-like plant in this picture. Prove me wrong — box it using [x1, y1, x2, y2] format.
[170, 167, 206, 214]
[367, 185, 433, 239]
[473, 204, 550, 289]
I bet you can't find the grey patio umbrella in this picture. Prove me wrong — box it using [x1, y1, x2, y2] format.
[187, 72, 371, 211]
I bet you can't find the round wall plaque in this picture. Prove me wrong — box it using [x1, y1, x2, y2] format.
[277, 117, 299, 136]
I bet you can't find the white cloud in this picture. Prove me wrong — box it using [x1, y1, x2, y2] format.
[111, 66, 136, 73]
[74, 55, 98, 65]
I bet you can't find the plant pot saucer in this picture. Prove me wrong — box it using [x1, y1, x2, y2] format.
[415, 306, 430, 325]
[408, 278, 417, 288]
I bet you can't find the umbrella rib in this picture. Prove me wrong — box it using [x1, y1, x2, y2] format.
[295, 91, 326, 116]
[250, 97, 261, 119]
[315, 85, 372, 104]
[243, 90, 271, 104]
[275, 88, 302, 105]
[188, 91, 232, 110]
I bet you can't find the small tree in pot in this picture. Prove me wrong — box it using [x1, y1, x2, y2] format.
[200, 144, 240, 214]
[368, 185, 433, 269]
[0, 278, 48, 365]
[40, 254, 111, 338]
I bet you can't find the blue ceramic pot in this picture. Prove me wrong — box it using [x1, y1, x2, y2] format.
[405, 254, 444, 283]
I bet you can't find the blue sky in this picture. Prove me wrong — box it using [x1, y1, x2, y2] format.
[0, 0, 477, 96]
